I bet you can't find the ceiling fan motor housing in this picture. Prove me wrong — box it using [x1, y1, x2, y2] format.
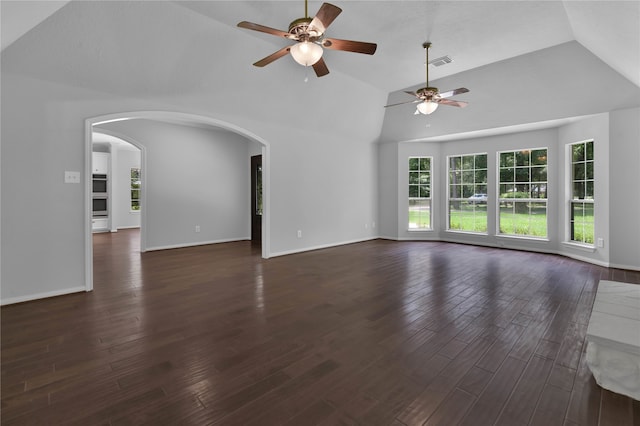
[417, 87, 439, 99]
[288, 17, 319, 41]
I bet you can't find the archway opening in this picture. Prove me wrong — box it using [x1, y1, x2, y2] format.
[84, 111, 271, 292]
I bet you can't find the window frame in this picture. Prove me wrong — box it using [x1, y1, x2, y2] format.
[408, 156, 433, 231]
[497, 147, 549, 239]
[130, 167, 141, 212]
[567, 140, 594, 246]
[446, 152, 488, 234]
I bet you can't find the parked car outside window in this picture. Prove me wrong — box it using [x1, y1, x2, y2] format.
[468, 193, 488, 204]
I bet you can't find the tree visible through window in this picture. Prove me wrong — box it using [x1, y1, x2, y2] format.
[498, 148, 547, 237]
[570, 140, 594, 244]
[448, 153, 488, 233]
[408, 157, 431, 229]
[131, 168, 140, 211]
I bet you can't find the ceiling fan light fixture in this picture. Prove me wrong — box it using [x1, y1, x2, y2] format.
[290, 41, 323, 66]
[417, 100, 439, 115]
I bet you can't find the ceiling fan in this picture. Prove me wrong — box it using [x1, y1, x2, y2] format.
[237, 0, 377, 77]
[385, 42, 469, 115]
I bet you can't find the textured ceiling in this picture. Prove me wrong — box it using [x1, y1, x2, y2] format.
[2, 1, 638, 93]
[0, 0, 70, 50]
[174, 0, 640, 91]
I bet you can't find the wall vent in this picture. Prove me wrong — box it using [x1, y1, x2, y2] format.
[429, 55, 453, 67]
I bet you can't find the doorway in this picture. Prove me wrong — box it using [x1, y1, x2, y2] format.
[91, 132, 142, 235]
[251, 155, 262, 243]
[85, 111, 271, 293]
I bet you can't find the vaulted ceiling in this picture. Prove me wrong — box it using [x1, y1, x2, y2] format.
[2, 1, 638, 94]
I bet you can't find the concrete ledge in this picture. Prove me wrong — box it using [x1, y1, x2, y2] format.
[586, 280, 640, 400]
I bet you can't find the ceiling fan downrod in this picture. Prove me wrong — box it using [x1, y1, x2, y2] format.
[424, 41, 432, 88]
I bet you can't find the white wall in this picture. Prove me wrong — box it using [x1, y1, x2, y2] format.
[248, 140, 262, 158]
[380, 41, 640, 144]
[97, 120, 251, 250]
[609, 107, 640, 270]
[377, 142, 399, 239]
[0, 0, 385, 304]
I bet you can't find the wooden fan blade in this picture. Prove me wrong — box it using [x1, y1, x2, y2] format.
[404, 91, 419, 97]
[384, 99, 420, 108]
[322, 38, 377, 55]
[313, 57, 330, 77]
[309, 3, 342, 34]
[237, 21, 289, 38]
[253, 46, 291, 67]
[437, 98, 469, 108]
[438, 87, 469, 99]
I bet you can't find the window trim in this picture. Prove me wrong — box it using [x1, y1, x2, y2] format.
[446, 152, 488, 234]
[408, 156, 433, 231]
[567, 139, 595, 246]
[496, 147, 548, 239]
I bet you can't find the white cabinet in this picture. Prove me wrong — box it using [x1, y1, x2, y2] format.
[92, 152, 109, 174]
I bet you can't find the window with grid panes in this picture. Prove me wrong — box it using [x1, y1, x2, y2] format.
[131, 167, 140, 211]
[569, 140, 594, 244]
[498, 148, 547, 238]
[447, 153, 488, 233]
[408, 157, 432, 229]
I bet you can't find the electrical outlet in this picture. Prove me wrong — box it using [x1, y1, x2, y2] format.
[64, 171, 80, 184]
[195, 225, 200, 233]
[372, 221, 376, 228]
[365, 223, 368, 229]
[597, 238, 604, 248]
[297, 230, 302, 238]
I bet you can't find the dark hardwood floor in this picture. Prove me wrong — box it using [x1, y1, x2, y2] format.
[2, 229, 639, 425]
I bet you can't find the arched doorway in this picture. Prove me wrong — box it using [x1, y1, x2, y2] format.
[84, 111, 271, 292]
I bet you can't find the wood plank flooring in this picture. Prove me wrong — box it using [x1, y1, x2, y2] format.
[2, 229, 639, 425]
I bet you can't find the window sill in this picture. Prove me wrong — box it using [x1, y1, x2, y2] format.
[129, 211, 141, 214]
[446, 230, 488, 236]
[407, 228, 434, 232]
[496, 234, 550, 243]
[561, 241, 596, 253]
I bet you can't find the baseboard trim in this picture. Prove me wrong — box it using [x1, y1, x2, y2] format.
[560, 252, 610, 268]
[270, 237, 379, 258]
[146, 237, 251, 252]
[1, 286, 86, 306]
[382, 235, 616, 269]
[608, 262, 640, 272]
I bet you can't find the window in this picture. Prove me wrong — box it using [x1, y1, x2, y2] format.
[498, 148, 547, 238]
[448, 153, 487, 233]
[569, 140, 594, 244]
[131, 167, 140, 211]
[408, 157, 432, 229]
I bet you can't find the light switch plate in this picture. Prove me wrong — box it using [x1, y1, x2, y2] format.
[64, 171, 81, 184]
